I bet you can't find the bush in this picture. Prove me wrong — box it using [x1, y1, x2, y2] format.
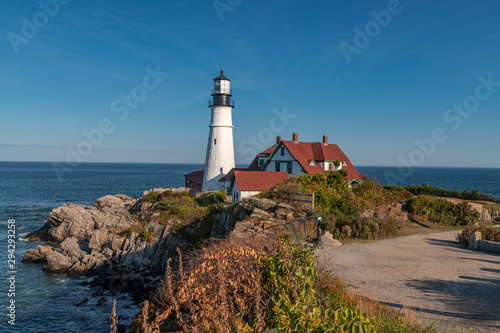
[404, 184, 495, 202]
[195, 190, 226, 206]
[134, 237, 379, 333]
[142, 191, 161, 203]
[140, 231, 152, 242]
[137, 238, 272, 333]
[457, 224, 500, 246]
[260, 238, 377, 333]
[407, 195, 479, 226]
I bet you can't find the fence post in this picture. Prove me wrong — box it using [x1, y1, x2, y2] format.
[311, 192, 315, 213]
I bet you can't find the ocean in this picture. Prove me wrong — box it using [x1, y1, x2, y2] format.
[0, 162, 499, 332]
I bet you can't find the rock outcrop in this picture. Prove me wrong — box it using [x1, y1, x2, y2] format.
[23, 194, 182, 302]
[361, 201, 409, 222]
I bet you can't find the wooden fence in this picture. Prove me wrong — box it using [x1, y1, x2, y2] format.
[282, 192, 315, 212]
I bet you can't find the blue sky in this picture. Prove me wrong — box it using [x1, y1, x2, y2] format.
[1, 0, 499, 167]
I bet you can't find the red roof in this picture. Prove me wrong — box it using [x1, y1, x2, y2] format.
[184, 169, 204, 178]
[218, 168, 248, 182]
[234, 170, 289, 191]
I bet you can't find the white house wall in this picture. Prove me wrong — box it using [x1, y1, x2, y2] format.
[266, 145, 305, 176]
[267, 160, 304, 176]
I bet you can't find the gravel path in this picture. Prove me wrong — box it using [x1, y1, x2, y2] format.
[316, 231, 500, 332]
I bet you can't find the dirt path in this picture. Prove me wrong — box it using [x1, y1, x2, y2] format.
[316, 231, 500, 332]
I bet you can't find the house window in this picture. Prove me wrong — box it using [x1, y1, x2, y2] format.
[287, 162, 292, 174]
[198, 180, 202, 186]
[280, 147, 285, 156]
[275, 162, 280, 172]
[188, 179, 193, 186]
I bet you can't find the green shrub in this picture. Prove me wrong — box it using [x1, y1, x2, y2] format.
[195, 189, 226, 206]
[407, 195, 479, 226]
[142, 191, 161, 203]
[404, 184, 495, 202]
[259, 238, 377, 332]
[457, 224, 500, 246]
[140, 231, 152, 242]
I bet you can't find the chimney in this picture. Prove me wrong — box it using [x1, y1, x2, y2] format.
[322, 135, 328, 144]
[292, 133, 298, 142]
[276, 136, 281, 144]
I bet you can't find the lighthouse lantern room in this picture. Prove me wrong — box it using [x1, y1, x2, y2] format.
[202, 71, 235, 191]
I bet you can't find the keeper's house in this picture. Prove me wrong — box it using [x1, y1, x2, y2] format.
[185, 133, 361, 202]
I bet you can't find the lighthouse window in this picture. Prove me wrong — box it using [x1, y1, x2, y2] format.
[214, 139, 216, 145]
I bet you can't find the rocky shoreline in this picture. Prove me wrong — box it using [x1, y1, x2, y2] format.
[23, 193, 182, 303]
[21, 190, 308, 307]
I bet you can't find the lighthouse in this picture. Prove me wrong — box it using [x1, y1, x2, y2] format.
[202, 70, 235, 191]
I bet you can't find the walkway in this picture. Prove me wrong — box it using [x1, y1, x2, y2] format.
[316, 231, 500, 332]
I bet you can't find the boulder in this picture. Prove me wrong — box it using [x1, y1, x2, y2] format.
[275, 208, 293, 220]
[111, 237, 126, 251]
[321, 231, 342, 247]
[31, 195, 139, 243]
[60, 237, 89, 259]
[22, 245, 53, 263]
[240, 197, 276, 212]
[94, 194, 135, 215]
[250, 208, 272, 219]
[43, 250, 75, 273]
[89, 229, 109, 251]
[469, 231, 482, 250]
[46, 204, 97, 242]
[102, 247, 114, 258]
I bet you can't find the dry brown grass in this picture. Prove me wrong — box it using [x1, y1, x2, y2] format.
[109, 299, 119, 333]
[138, 237, 277, 333]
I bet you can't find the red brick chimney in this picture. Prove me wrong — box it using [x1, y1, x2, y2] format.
[276, 136, 281, 144]
[322, 135, 328, 144]
[292, 133, 298, 142]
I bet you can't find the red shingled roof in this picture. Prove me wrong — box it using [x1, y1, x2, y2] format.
[218, 168, 248, 182]
[184, 169, 204, 178]
[233, 170, 289, 191]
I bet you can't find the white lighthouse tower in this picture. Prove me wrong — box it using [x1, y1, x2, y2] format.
[202, 70, 235, 191]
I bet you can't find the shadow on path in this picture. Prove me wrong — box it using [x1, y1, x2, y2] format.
[406, 276, 500, 322]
